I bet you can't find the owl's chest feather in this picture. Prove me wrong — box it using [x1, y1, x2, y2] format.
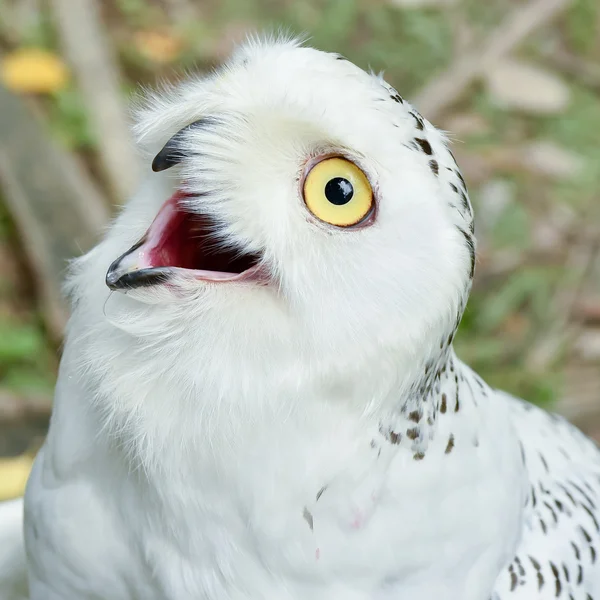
[136, 392, 525, 600]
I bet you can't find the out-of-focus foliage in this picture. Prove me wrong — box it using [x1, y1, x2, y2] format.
[0, 207, 56, 398]
[0, 47, 68, 93]
[0, 453, 33, 501]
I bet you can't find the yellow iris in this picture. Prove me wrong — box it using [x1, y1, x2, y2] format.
[303, 157, 373, 227]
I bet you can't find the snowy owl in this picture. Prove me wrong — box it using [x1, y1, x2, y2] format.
[0, 35, 598, 600]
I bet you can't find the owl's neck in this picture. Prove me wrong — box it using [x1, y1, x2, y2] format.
[78, 266, 480, 471]
[373, 344, 489, 460]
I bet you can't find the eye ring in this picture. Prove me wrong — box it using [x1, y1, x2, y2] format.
[300, 154, 376, 229]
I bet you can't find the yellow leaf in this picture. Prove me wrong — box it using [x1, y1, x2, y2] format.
[133, 30, 183, 64]
[1, 48, 69, 94]
[0, 454, 33, 501]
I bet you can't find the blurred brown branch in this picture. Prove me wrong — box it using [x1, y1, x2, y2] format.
[50, 0, 140, 203]
[0, 83, 109, 341]
[544, 45, 600, 93]
[413, 0, 574, 121]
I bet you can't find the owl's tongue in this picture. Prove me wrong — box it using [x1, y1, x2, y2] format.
[105, 190, 264, 290]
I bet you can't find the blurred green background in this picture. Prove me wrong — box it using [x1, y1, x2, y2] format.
[0, 0, 598, 462]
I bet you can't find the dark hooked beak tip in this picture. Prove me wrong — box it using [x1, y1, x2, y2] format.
[105, 239, 171, 291]
[105, 265, 123, 289]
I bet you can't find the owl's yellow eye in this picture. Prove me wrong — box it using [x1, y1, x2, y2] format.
[302, 157, 373, 227]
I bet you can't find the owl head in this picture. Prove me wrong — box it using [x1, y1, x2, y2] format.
[71, 36, 475, 404]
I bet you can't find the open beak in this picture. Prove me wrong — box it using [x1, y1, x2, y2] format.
[105, 191, 266, 291]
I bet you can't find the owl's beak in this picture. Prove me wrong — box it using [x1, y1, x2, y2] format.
[105, 237, 173, 290]
[105, 190, 266, 291]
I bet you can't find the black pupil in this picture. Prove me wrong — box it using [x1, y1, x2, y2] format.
[325, 177, 354, 206]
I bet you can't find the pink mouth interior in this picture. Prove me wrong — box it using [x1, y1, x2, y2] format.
[138, 191, 262, 280]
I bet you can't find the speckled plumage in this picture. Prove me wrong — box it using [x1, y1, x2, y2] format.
[0, 35, 599, 600]
[494, 397, 600, 600]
